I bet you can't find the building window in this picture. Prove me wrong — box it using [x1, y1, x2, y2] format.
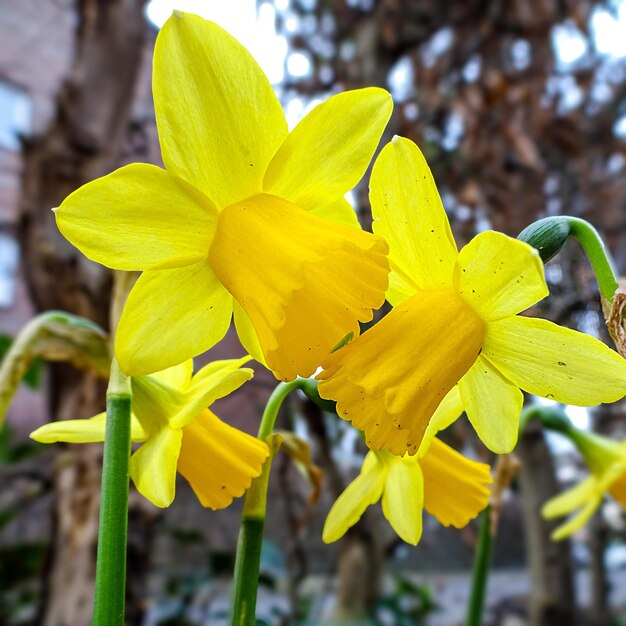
[0, 231, 19, 308]
[0, 80, 31, 151]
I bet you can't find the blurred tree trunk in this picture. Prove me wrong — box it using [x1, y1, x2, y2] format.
[517, 421, 575, 626]
[588, 512, 612, 626]
[18, 1, 148, 624]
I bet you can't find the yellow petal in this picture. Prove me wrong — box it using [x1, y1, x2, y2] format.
[131, 376, 178, 436]
[132, 357, 253, 431]
[323, 452, 386, 543]
[55, 164, 217, 271]
[459, 356, 523, 454]
[209, 193, 388, 381]
[116, 260, 233, 376]
[454, 231, 548, 321]
[150, 361, 194, 390]
[310, 197, 360, 229]
[189, 355, 253, 388]
[319, 290, 484, 456]
[370, 136, 457, 305]
[153, 13, 288, 207]
[170, 359, 254, 429]
[542, 476, 596, 519]
[130, 427, 182, 508]
[419, 386, 463, 457]
[233, 301, 267, 366]
[484, 316, 626, 406]
[177, 409, 269, 509]
[421, 438, 492, 528]
[263, 88, 392, 211]
[30, 412, 147, 444]
[550, 495, 602, 541]
[381, 455, 424, 545]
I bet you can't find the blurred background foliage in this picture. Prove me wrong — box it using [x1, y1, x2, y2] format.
[1, 0, 626, 625]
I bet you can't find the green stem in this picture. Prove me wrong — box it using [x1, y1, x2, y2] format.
[465, 506, 494, 626]
[93, 359, 131, 626]
[568, 218, 618, 302]
[518, 405, 572, 436]
[230, 379, 302, 626]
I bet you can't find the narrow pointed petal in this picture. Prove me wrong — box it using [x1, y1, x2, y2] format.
[55, 164, 217, 270]
[381, 456, 424, 545]
[459, 356, 523, 454]
[170, 361, 254, 429]
[319, 290, 484, 456]
[542, 477, 596, 519]
[421, 438, 492, 528]
[154, 12, 288, 207]
[419, 386, 464, 456]
[264, 88, 392, 211]
[31, 412, 147, 444]
[150, 361, 194, 390]
[116, 261, 233, 376]
[484, 316, 626, 406]
[177, 410, 269, 509]
[310, 197, 360, 228]
[189, 356, 253, 388]
[233, 301, 267, 366]
[370, 136, 457, 304]
[209, 194, 388, 381]
[454, 231, 548, 321]
[551, 495, 602, 541]
[130, 427, 182, 508]
[323, 452, 385, 543]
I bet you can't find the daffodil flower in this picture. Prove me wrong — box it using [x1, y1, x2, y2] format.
[323, 387, 492, 545]
[31, 357, 269, 508]
[543, 428, 626, 540]
[319, 136, 626, 455]
[54, 11, 391, 381]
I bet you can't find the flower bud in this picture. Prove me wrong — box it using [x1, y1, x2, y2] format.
[517, 217, 571, 263]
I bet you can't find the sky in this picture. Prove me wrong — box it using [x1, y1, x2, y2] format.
[146, 0, 288, 84]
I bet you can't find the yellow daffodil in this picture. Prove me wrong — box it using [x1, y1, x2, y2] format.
[543, 428, 626, 540]
[54, 11, 391, 381]
[319, 136, 626, 456]
[31, 357, 269, 508]
[323, 387, 492, 545]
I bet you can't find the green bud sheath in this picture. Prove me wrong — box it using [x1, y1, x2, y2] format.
[518, 217, 570, 264]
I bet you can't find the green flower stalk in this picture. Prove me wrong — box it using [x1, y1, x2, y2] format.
[230, 379, 302, 626]
[93, 359, 131, 626]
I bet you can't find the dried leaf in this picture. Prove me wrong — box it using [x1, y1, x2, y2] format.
[602, 280, 626, 359]
[0, 311, 111, 424]
[272, 430, 324, 504]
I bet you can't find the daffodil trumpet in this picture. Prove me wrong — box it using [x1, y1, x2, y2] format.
[319, 136, 626, 457]
[32, 357, 269, 510]
[322, 387, 492, 546]
[53, 11, 392, 383]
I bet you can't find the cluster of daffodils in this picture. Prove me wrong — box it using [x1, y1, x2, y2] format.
[35, 11, 626, 545]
